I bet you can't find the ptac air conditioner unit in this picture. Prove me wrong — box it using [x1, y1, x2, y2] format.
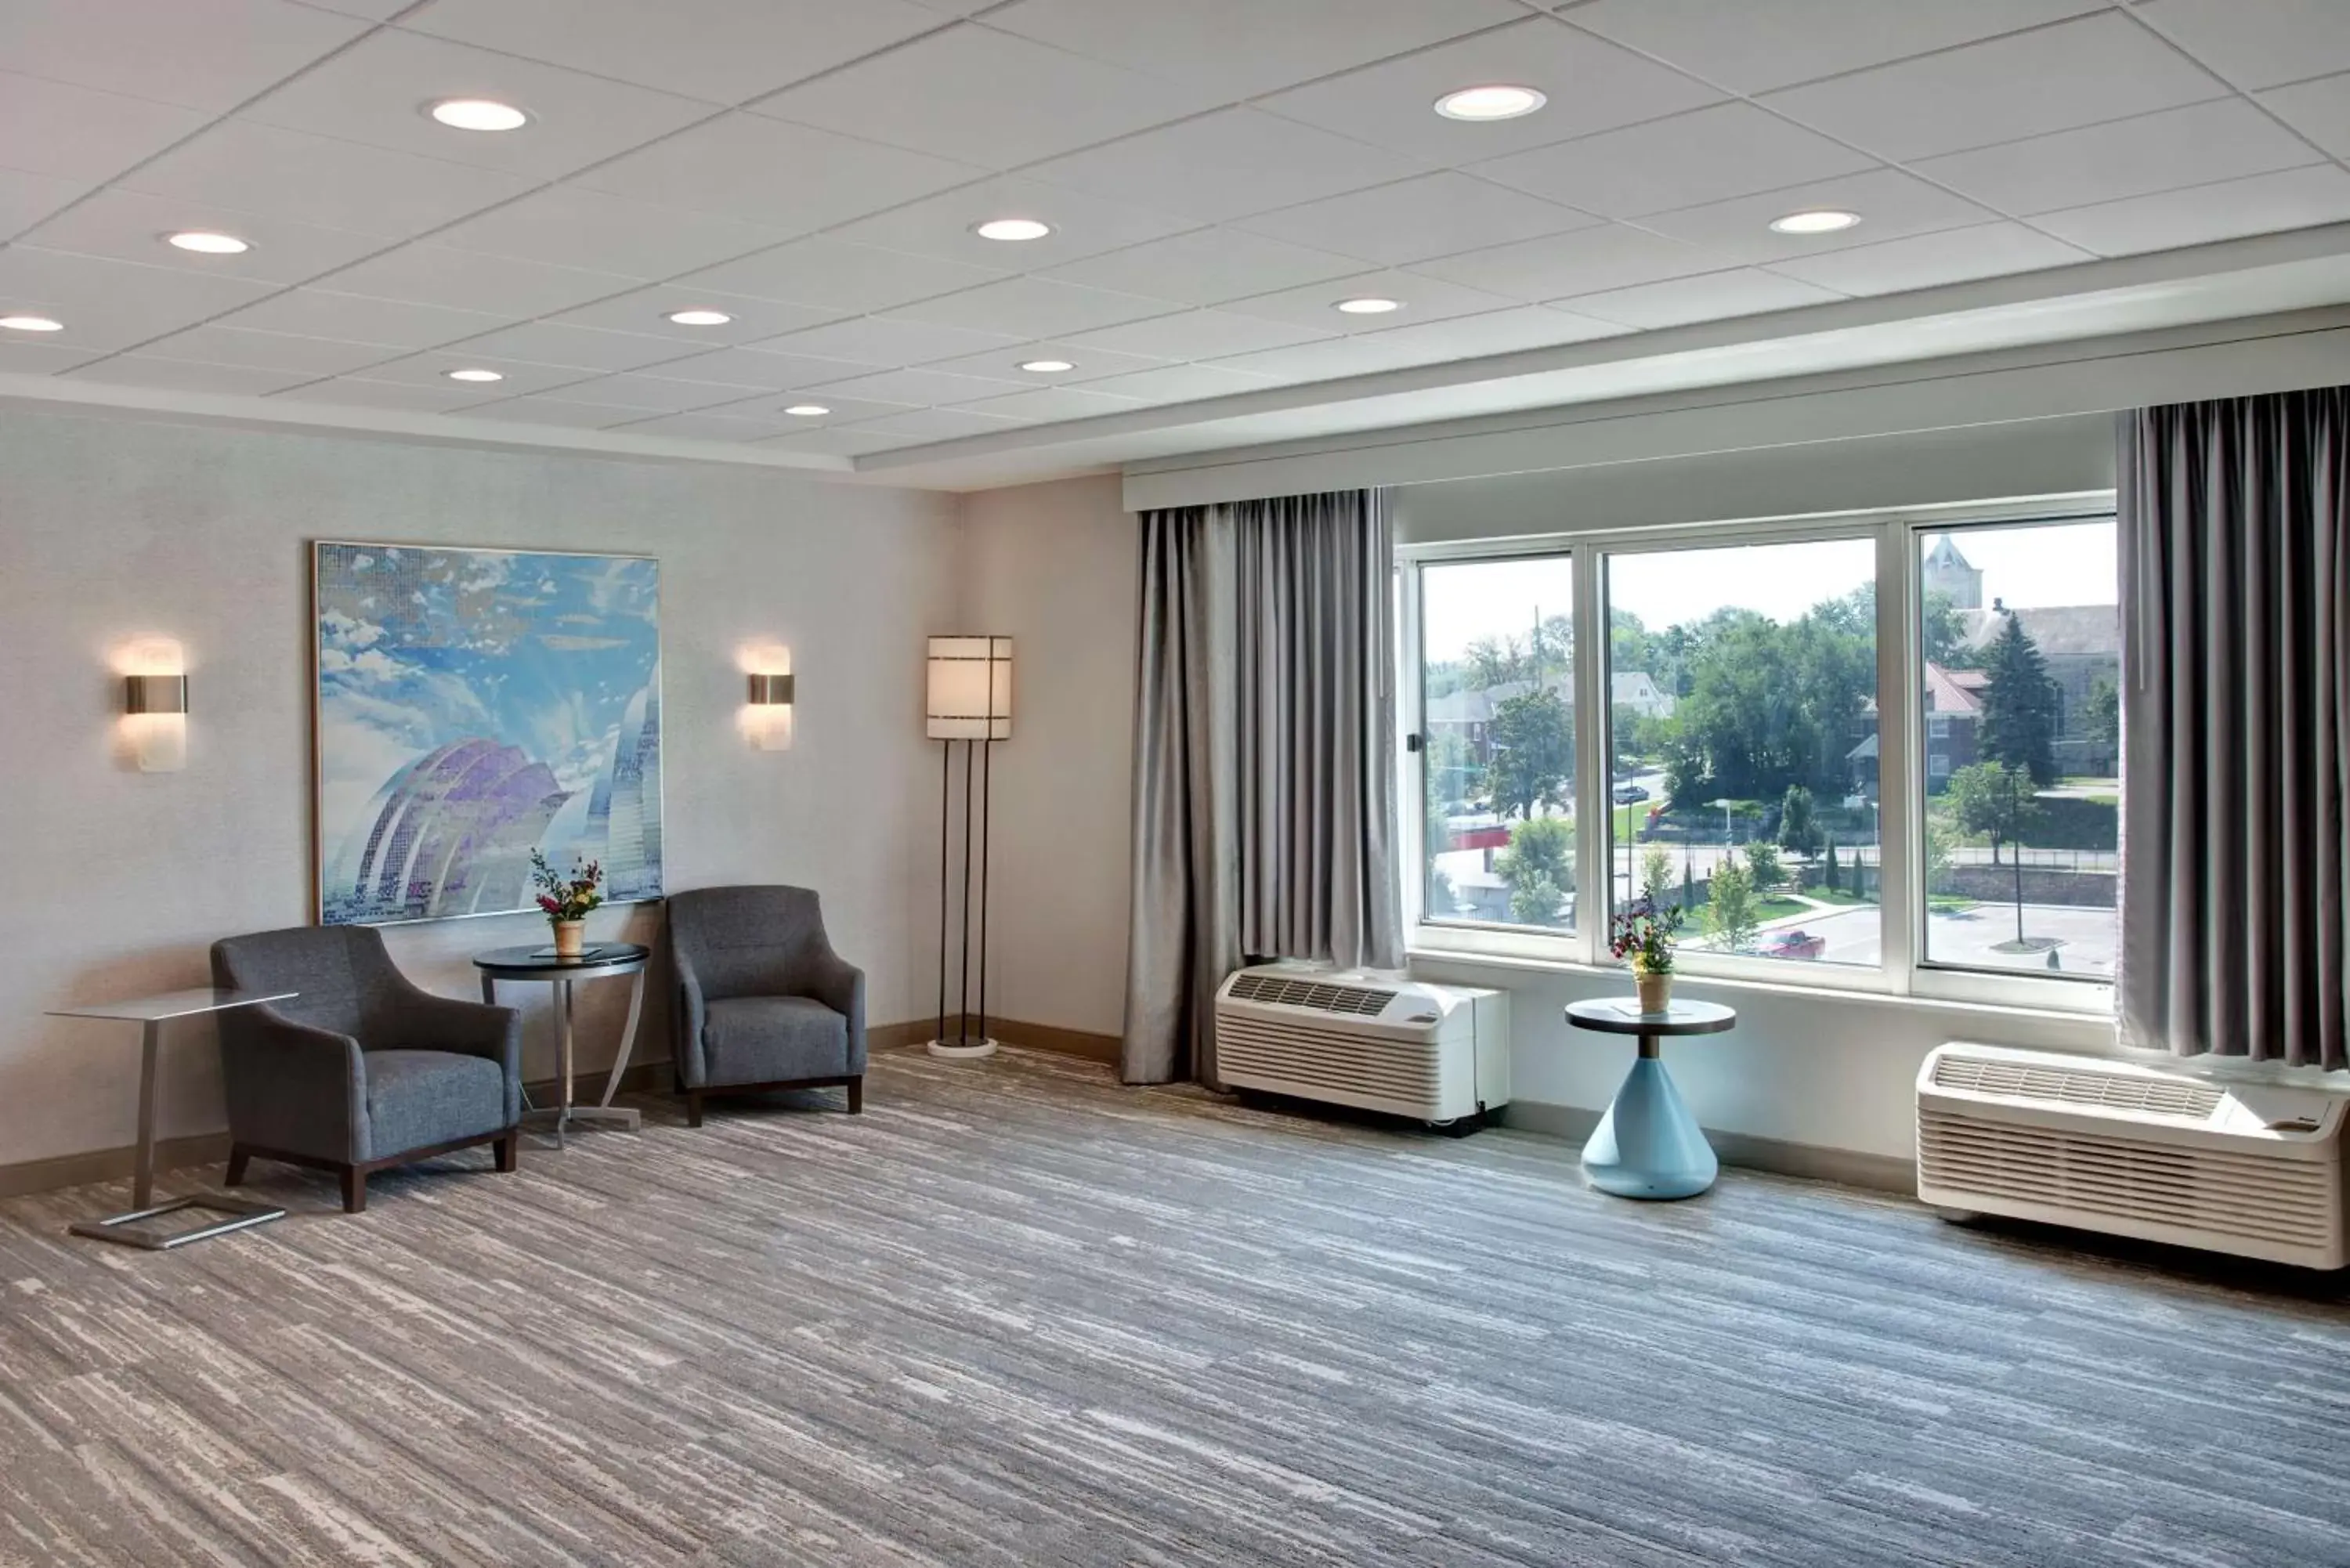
[1917, 1042, 2348, 1270]
[1214, 963, 1509, 1126]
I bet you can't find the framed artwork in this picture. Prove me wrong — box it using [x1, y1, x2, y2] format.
[312, 541, 663, 927]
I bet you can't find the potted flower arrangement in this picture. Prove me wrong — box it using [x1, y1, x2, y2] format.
[1610, 894, 1683, 1014]
[530, 850, 603, 959]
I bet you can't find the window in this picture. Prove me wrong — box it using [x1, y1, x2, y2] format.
[1916, 519, 2119, 981]
[1927, 714, 1950, 739]
[1605, 537, 1880, 970]
[1417, 554, 1575, 933]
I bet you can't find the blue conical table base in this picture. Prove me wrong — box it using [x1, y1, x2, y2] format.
[1582, 1056, 1719, 1200]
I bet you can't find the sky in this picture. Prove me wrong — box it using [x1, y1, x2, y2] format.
[1421, 521, 2117, 663]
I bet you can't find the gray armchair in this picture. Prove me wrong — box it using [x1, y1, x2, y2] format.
[668, 886, 866, 1125]
[210, 926, 522, 1212]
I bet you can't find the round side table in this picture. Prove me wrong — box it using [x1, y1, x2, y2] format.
[474, 942, 651, 1147]
[1564, 997, 1736, 1200]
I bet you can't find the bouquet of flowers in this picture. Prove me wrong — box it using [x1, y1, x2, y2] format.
[1609, 894, 1683, 976]
[530, 850, 603, 925]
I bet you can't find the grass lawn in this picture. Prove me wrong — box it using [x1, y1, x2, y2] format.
[1755, 895, 1810, 919]
[1799, 887, 1872, 906]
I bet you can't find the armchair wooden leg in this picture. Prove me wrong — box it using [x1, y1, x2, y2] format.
[225, 1146, 251, 1187]
[847, 1077, 863, 1115]
[494, 1131, 519, 1172]
[341, 1168, 367, 1215]
[685, 1089, 703, 1129]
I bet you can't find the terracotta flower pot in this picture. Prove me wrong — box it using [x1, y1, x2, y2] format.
[552, 919, 585, 959]
[1634, 968, 1672, 1014]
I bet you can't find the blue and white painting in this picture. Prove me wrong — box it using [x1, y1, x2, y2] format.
[313, 542, 662, 927]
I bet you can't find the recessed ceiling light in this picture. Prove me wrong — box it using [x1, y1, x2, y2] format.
[783, 403, 830, 417]
[429, 98, 529, 132]
[666, 308, 732, 326]
[1770, 208, 1861, 235]
[1019, 359, 1076, 373]
[166, 230, 250, 255]
[0, 313, 64, 332]
[1434, 85, 1546, 121]
[444, 367, 504, 383]
[1334, 296, 1401, 315]
[973, 218, 1052, 242]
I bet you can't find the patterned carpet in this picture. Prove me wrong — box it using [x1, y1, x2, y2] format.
[1, 1044, 2345, 1566]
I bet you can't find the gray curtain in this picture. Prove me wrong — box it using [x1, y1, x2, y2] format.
[1122, 490, 1402, 1086]
[2117, 387, 2348, 1071]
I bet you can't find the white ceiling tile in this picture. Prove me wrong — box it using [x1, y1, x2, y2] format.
[214, 288, 508, 349]
[1220, 269, 1523, 334]
[538, 371, 768, 414]
[453, 396, 638, 429]
[845, 407, 1031, 440]
[572, 113, 986, 237]
[403, 0, 949, 106]
[1560, 268, 1847, 329]
[0, 246, 278, 352]
[1563, 0, 2110, 96]
[2030, 164, 2350, 255]
[120, 121, 537, 237]
[19, 187, 389, 285]
[673, 237, 1007, 316]
[1040, 228, 1368, 307]
[1258, 17, 1724, 163]
[1410, 224, 1720, 302]
[710, 393, 919, 426]
[0, 0, 367, 113]
[1473, 103, 1878, 219]
[0, 338, 103, 375]
[1025, 108, 1430, 224]
[439, 320, 697, 373]
[239, 29, 714, 179]
[2258, 73, 2350, 160]
[294, 0, 410, 16]
[601, 408, 808, 443]
[342, 352, 598, 396]
[0, 168, 92, 240]
[0, 72, 208, 182]
[136, 323, 402, 375]
[1912, 99, 2325, 218]
[1061, 308, 1336, 361]
[761, 315, 1028, 370]
[1761, 13, 2229, 163]
[311, 244, 638, 317]
[631, 345, 878, 392]
[62, 355, 316, 396]
[754, 23, 1217, 169]
[1633, 168, 2001, 266]
[435, 187, 792, 280]
[1205, 334, 1434, 381]
[269, 376, 504, 412]
[891, 276, 1176, 339]
[546, 285, 841, 344]
[1233, 174, 1596, 269]
[826, 177, 1197, 269]
[796, 366, 1029, 405]
[757, 425, 911, 457]
[2133, 0, 2350, 91]
[1351, 304, 1630, 359]
[953, 386, 1146, 423]
[1069, 362, 1286, 403]
[986, 0, 1527, 99]
[1764, 221, 2095, 295]
[923, 340, 1171, 385]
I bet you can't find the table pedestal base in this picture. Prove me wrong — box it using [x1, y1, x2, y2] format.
[1581, 1057, 1718, 1200]
[522, 1104, 641, 1148]
[70, 1192, 286, 1250]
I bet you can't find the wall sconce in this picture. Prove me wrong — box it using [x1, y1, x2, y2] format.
[741, 646, 794, 751]
[119, 639, 188, 773]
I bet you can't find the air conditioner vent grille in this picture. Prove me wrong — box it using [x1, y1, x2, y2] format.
[1931, 1054, 2223, 1122]
[1227, 974, 1396, 1017]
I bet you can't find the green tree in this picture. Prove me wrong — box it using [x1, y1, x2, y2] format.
[1979, 616, 2062, 785]
[1921, 817, 1954, 895]
[1922, 590, 1972, 669]
[2083, 676, 2120, 768]
[1704, 851, 1760, 952]
[1497, 815, 1574, 927]
[1743, 839, 1784, 891]
[1777, 784, 1821, 857]
[1466, 634, 1527, 689]
[1487, 688, 1574, 819]
[1664, 603, 1873, 801]
[1680, 854, 1695, 913]
[1640, 842, 1676, 907]
[1823, 836, 1842, 894]
[1946, 761, 2044, 944]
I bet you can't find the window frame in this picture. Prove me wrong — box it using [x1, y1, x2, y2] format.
[1400, 494, 2117, 1016]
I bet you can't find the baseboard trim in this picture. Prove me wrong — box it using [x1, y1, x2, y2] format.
[1503, 1100, 1916, 1194]
[0, 1132, 233, 1201]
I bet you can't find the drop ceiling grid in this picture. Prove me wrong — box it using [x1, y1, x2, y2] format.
[0, 0, 2342, 460]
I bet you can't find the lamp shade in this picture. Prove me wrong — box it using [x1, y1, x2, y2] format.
[927, 635, 1011, 740]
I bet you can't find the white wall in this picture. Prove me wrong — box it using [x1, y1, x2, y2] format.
[0, 408, 960, 1167]
[960, 475, 1137, 1038]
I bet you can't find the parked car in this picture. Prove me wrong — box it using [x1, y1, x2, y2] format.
[1762, 929, 1827, 959]
[1613, 782, 1650, 804]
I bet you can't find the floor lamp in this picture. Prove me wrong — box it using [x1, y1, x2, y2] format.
[927, 635, 1011, 1059]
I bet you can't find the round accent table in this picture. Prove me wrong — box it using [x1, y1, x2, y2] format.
[1564, 997, 1736, 1200]
[474, 942, 651, 1147]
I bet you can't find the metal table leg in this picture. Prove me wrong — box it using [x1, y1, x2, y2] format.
[70, 1020, 285, 1250]
[523, 977, 638, 1142]
[598, 968, 645, 1108]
